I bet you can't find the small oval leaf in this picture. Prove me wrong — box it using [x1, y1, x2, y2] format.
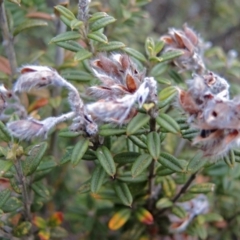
[123, 47, 147, 62]
[54, 5, 76, 20]
[87, 32, 108, 43]
[71, 138, 89, 166]
[0, 189, 11, 208]
[90, 165, 106, 193]
[157, 114, 180, 134]
[147, 132, 161, 160]
[108, 209, 131, 230]
[97, 41, 125, 52]
[74, 49, 93, 61]
[127, 113, 150, 136]
[13, 20, 48, 36]
[158, 86, 177, 101]
[22, 142, 48, 176]
[158, 50, 184, 62]
[90, 15, 116, 32]
[55, 41, 83, 52]
[114, 152, 140, 164]
[158, 152, 186, 172]
[96, 146, 116, 177]
[50, 31, 81, 43]
[188, 183, 215, 193]
[0, 160, 13, 177]
[114, 181, 133, 207]
[135, 208, 154, 225]
[131, 153, 152, 178]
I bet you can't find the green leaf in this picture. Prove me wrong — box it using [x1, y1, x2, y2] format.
[188, 183, 215, 193]
[156, 197, 173, 209]
[50, 226, 68, 238]
[90, 165, 106, 193]
[201, 213, 223, 223]
[131, 153, 152, 178]
[78, 179, 91, 194]
[0, 189, 11, 208]
[50, 31, 81, 43]
[74, 49, 93, 61]
[56, 41, 83, 52]
[97, 41, 125, 52]
[168, 69, 184, 83]
[71, 138, 89, 166]
[123, 47, 147, 62]
[147, 132, 161, 160]
[145, 37, 155, 57]
[13, 20, 48, 36]
[60, 147, 72, 165]
[128, 135, 147, 149]
[31, 182, 50, 199]
[58, 129, 82, 137]
[54, 5, 76, 20]
[157, 50, 184, 62]
[162, 176, 176, 198]
[70, 19, 83, 30]
[114, 181, 133, 207]
[126, 113, 150, 135]
[61, 70, 93, 82]
[114, 152, 140, 164]
[87, 32, 108, 43]
[223, 149, 235, 168]
[99, 128, 126, 136]
[157, 114, 180, 134]
[59, 15, 71, 28]
[22, 142, 48, 176]
[37, 157, 57, 171]
[10, 178, 21, 194]
[96, 146, 116, 177]
[90, 15, 116, 31]
[83, 150, 97, 161]
[158, 86, 177, 101]
[117, 172, 147, 183]
[150, 63, 168, 78]
[1, 197, 22, 212]
[158, 152, 186, 172]
[13, 221, 32, 237]
[154, 40, 165, 54]
[0, 121, 11, 142]
[89, 12, 108, 23]
[187, 152, 207, 172]
[172, 206, 187, 219]
[33, 169, 52, 182]
[156, 166, 174, 176]
[6, 0, 21, 5]
[0, 160, 13, 177]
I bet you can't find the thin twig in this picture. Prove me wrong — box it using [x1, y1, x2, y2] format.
[14, 158, 31, 222]
[147, 117, 156, 210]
[155, 171, 198, 217]
[172, 171, 198, 203]
[0, 0, 18, 78]
[50, 0, 67, 159]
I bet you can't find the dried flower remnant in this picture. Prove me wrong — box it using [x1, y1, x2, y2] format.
[78, 0, 91, 22]
[8, 65, 97, 140]
[168, 194, 209, 233]
[176, 70, 240, 157]
[86, 54, 157, 124]
[162, 24, 205, 73]
[0, 84, 12, 114]
[7, 112, 75, 140]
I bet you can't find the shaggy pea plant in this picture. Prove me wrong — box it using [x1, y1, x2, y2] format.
[1, 0, 240, 239]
